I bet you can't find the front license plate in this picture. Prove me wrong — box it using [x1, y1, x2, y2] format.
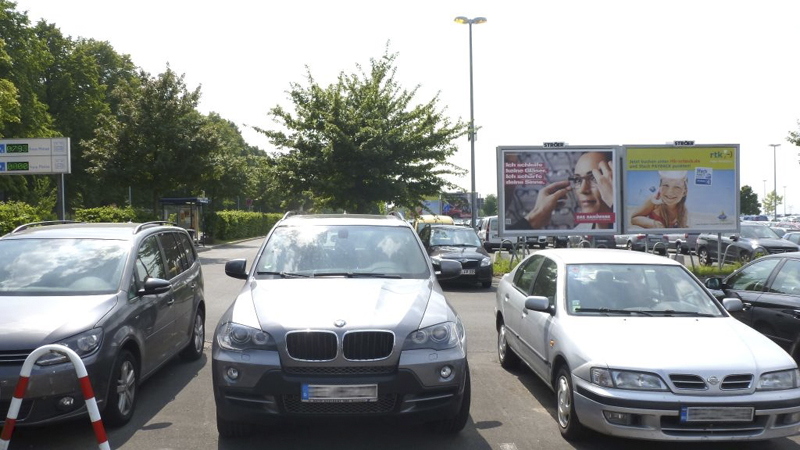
[301, 384, 378, 403]
[680, 406, 754, 422]
[461, 269, 476, 275]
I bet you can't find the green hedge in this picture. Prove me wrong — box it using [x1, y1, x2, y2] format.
[0, 201, 47, 235]
[207, 211, 282, 241]
[73, 206, 157, 223]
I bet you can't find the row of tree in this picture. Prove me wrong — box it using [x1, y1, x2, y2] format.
[0, 2, 468, 216]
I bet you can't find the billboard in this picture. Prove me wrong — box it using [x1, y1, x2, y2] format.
[497, 146, 620, 236]
[623, 145, 739, 233]
[0, 138, 71, 175]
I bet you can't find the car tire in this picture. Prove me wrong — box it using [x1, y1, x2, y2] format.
[432, 363, 471, 434]
[498, 323, 520, 370]
[217, 415, 255, 438]
[539, 243, 547, 249]
[698, 248, 712, 266]
[626, 241, 633, 251]
[104, 350, 138, 427]
[555, 366, 586, 441]
[180, 308, 205, 361]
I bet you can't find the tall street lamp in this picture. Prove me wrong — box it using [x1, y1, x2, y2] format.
[784, 185, 787, 217]
[454, 16, 487, 229]
[770, 143, 781, 221]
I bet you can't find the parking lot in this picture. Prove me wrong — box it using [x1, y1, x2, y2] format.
[3, 238, 800, 449]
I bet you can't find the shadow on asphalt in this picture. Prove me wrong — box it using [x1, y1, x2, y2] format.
[215, 416, 492, 450]
[9, 353, 207, 448]
[507, 363, 800, 450]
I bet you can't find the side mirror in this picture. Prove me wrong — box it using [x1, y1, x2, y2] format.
[225, 259, 249, 280]
[722, 298, 744, 312]
[433, 258, 462, 280]
[138, 277, 171, 296]
[524, 296, 551, 313]
[705, 277, 725, 290]
[729, 235, 739, 241]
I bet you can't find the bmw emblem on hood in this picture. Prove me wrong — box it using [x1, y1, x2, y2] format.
[334, 319, 346, 328]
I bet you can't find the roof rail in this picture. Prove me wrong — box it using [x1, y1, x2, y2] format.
[389, 211, 405, 221]
[281, 211, 298, 220]
[133, 221, 176, 234]
[11, 220, 82, 234]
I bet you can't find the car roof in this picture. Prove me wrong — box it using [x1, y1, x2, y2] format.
[1, 222, 179, 240]
[280, 214, 410, 227]
[428, 224, 476, 231]
[535, 248, 683, 266]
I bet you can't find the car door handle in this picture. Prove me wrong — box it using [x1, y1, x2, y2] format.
[190, 282, 197, 290]
[167, 298, 175, 306]
[504, 295, 509, 303]
[742, 302, 752, 311]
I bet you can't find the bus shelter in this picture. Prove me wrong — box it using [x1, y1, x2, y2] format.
[159, 197, 210, 245]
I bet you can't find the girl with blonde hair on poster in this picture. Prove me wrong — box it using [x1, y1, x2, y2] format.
[631, 171, 689, 228]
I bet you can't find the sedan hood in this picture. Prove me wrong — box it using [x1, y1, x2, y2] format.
[566, 316, 793, 372]
[0, 294, 118, 351]
[249, 278, 432, 331]
[429, 246, 487, 260]
[748, 238, 799, 251]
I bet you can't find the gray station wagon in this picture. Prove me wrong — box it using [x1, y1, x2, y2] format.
[0, 221, 205, 427]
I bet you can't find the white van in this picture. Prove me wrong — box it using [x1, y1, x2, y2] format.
[478, 215, 546, 251]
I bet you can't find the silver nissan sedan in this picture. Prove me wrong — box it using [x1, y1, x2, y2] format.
[495, 249, 800, 442]
[212, 213, 469, 437]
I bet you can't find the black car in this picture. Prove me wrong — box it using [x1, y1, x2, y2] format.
[705, 252, 800, 362]
[696, 224, 800, 265]
[419, 225, 493, 288]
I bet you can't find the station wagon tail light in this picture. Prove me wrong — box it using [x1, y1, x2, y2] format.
[36, 328, 104, 366]
[591, 368, 667, 391]
[757, 369, 800, 391]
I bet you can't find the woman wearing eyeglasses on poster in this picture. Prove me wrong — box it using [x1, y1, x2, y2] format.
[521, 152, 614, 229]
[630, 171, 689, 228]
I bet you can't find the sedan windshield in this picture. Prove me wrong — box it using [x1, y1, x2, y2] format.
[431, 228, 482, 247]
[256, 225, 430, 279]
[566, 264, 724, 317]
[0, 239, 128, 295]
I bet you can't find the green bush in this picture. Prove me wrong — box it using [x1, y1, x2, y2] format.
[208, 211, 282, 242]
[0, 201, 46, 235]
[73, 206, 157, 223]
[687, 262, 741, 279]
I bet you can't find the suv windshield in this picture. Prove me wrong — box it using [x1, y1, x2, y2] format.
[741, 225, 779, 239]
[566, 264, 724, 317]
[256, 225, 430, 278]
[0, 239, 128, 295]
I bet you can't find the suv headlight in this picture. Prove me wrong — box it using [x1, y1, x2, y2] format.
[480, 257, 491, 267]
[591, 368, 667, 391]
[216, 322, 276, 352]
[403, 320, 464, 351]
[36, 328, 104, 366]
[757, 369, 800, 391]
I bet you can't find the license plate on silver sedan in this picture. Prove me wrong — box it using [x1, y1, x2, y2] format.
[680, 406, 754, 422]
[461, 269, 476, 275]
[301, 384, 378, 403]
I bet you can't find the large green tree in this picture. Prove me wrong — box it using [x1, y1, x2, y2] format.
[482, 194, 498, 216]
[762, 191, 783, 217]
[740, 185, 760, 215]
[83, 66, 217, 211]
[258, 50, 467, 213]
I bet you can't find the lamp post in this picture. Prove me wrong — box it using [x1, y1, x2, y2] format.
[454, 15, 487, 229]
[763, 180, 767, 214]
[784, 185, 787, 217]
[770, 144, 781, 221]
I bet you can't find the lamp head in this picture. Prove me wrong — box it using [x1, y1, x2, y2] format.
[454, 16, 469, 24]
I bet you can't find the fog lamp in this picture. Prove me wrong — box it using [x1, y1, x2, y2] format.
[57, 396, 75, 410]
[603, 410, 632, 425]
[440, 365, 453, 378]
[783, 412, 800, 425]
[226, 367, 240, 380]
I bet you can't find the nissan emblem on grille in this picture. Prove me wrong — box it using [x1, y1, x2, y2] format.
[334, 319, 346, 328]
[707, 376, 719, 385]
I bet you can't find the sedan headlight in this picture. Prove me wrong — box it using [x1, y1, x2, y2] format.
[757, 369, 800, 391]
[36, 328, 104, 366]
[480, 257, 491, 267]
[216, 322, 276, 352]
[591, 368, 667, 391]
[403, 320, 463, 351]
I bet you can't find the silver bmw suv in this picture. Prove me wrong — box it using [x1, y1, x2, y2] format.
[212, 213, 470, 436]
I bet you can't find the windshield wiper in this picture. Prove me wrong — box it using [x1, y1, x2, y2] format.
[574, 308, 653, 316]
[648, 310, 716, 317]
[312, 272, 402, 279]
[255, 271, 310, 278]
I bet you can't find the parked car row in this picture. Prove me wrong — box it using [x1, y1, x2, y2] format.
[696, 224, 800, 265]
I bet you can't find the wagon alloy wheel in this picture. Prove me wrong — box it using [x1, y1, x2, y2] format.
[698, 248, 712, 266]
[104, 350, 138, 427]
[555, 366, 585, 440]
[180, 309, 205, 361]
[498, 324, 520, 369]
